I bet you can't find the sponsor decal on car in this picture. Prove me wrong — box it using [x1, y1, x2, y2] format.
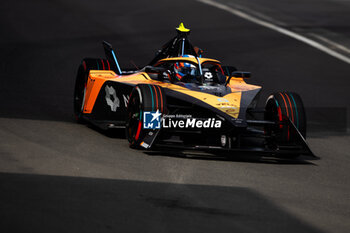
[122, 94, 129, 107]
[143, 110, 162, 129]
[105, 85, 120, 112]
[163, 117, 222, 128]
[143, 111, 222, 129]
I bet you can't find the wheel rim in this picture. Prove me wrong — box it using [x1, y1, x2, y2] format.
[126, 90, 142, 143]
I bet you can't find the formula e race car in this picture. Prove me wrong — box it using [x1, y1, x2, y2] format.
[74, 23, 314, 158]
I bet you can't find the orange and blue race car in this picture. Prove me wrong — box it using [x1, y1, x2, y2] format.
[74, 23, 314, 158]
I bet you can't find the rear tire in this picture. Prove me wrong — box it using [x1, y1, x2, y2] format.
[126, 84, 166, 148]
[265, 92, 306, 143]
[73, 58, 110, 123]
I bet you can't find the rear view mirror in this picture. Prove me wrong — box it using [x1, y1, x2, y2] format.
[222, 66, 237, 76]
[144, 66, 167, 80]
[231, 71, 251, 78]
[225, 71, 251, 86]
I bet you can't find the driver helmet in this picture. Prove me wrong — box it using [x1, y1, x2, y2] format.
[174, 55, 197, 81]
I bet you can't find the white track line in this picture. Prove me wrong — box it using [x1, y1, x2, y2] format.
[309, 33, 350, 54]
[197, 0, 350, 65]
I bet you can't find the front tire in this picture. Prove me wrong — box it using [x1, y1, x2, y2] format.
[126, 84, 166, 148]
[265, 92, 306, 143]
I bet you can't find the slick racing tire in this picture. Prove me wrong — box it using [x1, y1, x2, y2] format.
[74, 58, 110, 122]
[126, 84, 166, 148]
[265, 92, 306, 143]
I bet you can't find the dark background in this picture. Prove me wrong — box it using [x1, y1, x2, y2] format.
[0, 0, 349, 232]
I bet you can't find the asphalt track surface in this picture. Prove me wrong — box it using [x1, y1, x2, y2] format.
[0, 0, 350, 232]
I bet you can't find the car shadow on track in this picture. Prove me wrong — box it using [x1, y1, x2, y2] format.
[86, 125, 126, 139]
[144, 150, 317, 165]
[86, 125, 318, 165]
[0, 172, 323, 233]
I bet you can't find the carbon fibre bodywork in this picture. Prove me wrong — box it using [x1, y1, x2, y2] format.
[75, 24, 315, 158]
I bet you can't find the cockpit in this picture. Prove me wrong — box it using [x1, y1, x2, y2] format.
[153, 57, 227, 86]
[144, 57, 231, 97]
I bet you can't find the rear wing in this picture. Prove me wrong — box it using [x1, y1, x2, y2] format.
[102, 41, 122, 75]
